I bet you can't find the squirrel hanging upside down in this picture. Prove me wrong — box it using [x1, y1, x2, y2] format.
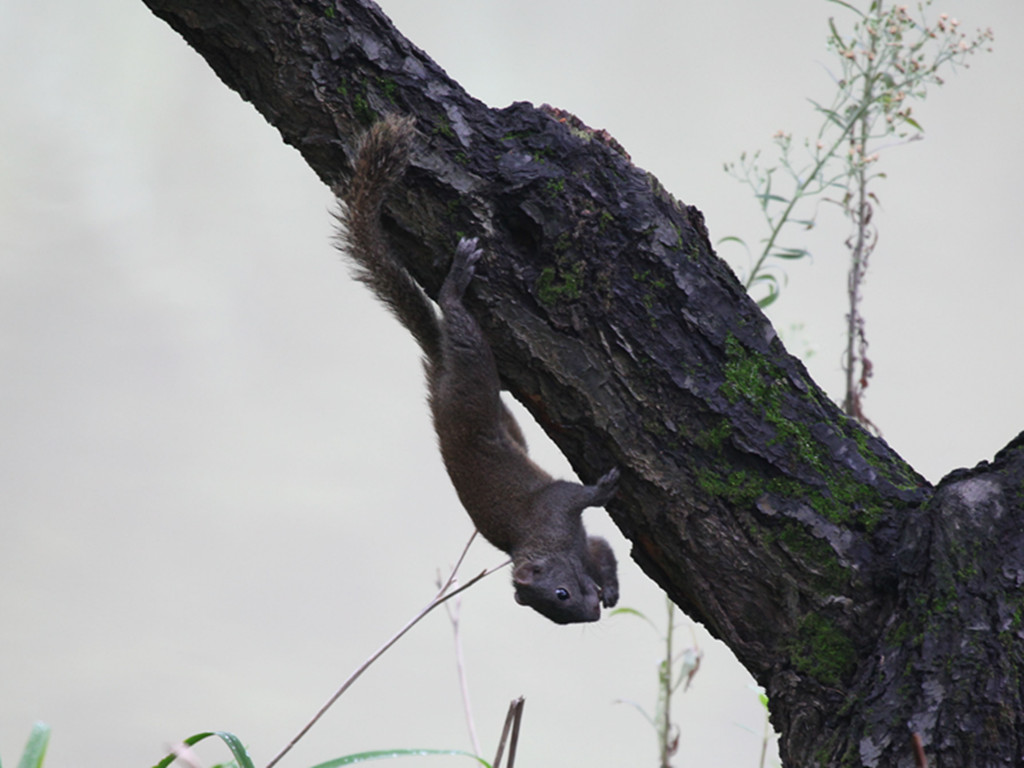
[334, 115, 619, 624]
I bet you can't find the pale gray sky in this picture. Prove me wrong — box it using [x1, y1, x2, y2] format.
[2, 1, 1021, 767]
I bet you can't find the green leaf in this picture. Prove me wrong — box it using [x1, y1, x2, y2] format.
[902, 115, 924, 131]
[610, 605, 664, 635]
[309, 749, 491, 768]
[610, 606, 648, 620]
[754, 276, 781, 308]
[808, 99, 845, 129]
[772, 248, 810, 260]
[16, 722, 50, 768]
[716, 235, 746, 246]
[152, 732, 254, 768]
[749, 272, 779, 287]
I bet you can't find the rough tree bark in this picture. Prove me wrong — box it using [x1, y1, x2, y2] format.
[140, 1, 1024, 765]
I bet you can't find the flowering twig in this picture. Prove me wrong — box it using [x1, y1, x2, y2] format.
[721, 0, 992, 427]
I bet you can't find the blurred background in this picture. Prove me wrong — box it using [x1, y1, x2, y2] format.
[2, 1, 1021, 766]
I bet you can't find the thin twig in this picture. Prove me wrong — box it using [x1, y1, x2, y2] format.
[264, 531, 509, 768]
[506, 698, 524, 768]
[491, 702, 514, 768]
[440, 577, 482, 755]
[492, 697, 525, 768]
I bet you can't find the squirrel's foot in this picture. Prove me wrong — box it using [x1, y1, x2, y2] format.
[442, 237, 482, 299]
[591, 466, 620, 506]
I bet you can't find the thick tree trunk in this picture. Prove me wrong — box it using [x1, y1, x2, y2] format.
[141, 1, 1024, 764]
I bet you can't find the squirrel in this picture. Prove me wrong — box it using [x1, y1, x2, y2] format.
[333, 115, 620, 624]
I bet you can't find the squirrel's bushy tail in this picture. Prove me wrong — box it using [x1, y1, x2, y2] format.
[334, 115, 441, 361]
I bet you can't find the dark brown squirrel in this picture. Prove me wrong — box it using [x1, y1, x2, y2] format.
[334, 115, 620, 624]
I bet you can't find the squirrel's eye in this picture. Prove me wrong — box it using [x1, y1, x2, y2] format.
[555, 588, 570, 601]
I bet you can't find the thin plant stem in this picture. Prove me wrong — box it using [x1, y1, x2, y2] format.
[441, 580, 482, 756]
[505, 698, 524, 768]
[658, 599, 676, 768]
[842, 0, 882, 421]
[264, 531, 509, 768]
[843, 111, 871, 415]
[759, 700, 772, 768]
[492, 697, 525, 768]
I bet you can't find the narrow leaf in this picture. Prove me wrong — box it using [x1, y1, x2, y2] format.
[612, 699, 657, 729]
[212, 732, 255, 768]
[716, 235, 746, 246]
[16, 723, 50, 768]
[309, 749, 491, 768]
[755, 278, 781, 308]
[826, 18, 843, 44]
[772, 248, 810, 260]
[609, 606, 648, 620]
[610, 605, 662, 635]
[152, 732, 254, 768]
[808, 98, 845, 129]
[749, 272, 779, 287]
[825, 0, 866, 18]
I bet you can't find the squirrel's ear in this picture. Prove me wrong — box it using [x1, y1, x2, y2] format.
[512, 560, 544, 586]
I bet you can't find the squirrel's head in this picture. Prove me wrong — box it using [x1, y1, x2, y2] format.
[511, 556, 603, 624]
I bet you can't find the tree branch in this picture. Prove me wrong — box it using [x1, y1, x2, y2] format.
[139, 1, 1024, 764]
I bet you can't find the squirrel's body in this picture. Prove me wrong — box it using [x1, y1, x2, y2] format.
[335, 116, 619, 623]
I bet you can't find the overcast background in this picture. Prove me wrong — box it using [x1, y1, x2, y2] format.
[2, 1, 1022, 767]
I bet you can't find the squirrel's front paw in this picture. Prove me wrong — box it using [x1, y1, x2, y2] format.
[600, 581, 619, 608]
